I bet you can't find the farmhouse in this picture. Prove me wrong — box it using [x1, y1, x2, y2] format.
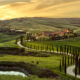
[42, 31, 53, 37]
[41, 29, 73, 38]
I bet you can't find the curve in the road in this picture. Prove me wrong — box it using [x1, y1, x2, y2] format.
[67, 65, 80, 78]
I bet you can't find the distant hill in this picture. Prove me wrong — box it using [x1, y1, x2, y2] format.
[0, 17, 80, 33]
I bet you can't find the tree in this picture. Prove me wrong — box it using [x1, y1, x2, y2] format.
[64, 56, 67, 75]
[20, 36, 24, 44]
[56, 46, 58, 55]
[75, 55, 78, 77]
[60, 46, 62, 54]
[70, 46, 72, 54]
[66, 46, 69, 55]
[71, 55, 73, 65]
[15, 38, 18, 44]
[68, 55, 70, 66]
[52, 45, 54, 52]
[62, 56, 65, 67]
[79, 58, 80, 74]
[59, 59, 62, 72]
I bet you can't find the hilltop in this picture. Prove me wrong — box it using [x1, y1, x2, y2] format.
[0, 17, 80, 33]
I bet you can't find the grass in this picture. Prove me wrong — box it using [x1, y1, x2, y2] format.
[23, 37, 80, 53]
[0, 33, 22, 47]
[0, 54, 78, 80]
[0, 18, 80, 33]
[0, 33, 20, 43]
[0, 40, 18, 47]
[24, 37, 80, 47]
[0, 75, 57, 80]
[0, 33, 80, 80]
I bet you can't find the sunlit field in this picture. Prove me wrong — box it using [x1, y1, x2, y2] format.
[0, 55, 78, 80]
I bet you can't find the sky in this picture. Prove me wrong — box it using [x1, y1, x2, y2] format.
[0, 0, 80, 20]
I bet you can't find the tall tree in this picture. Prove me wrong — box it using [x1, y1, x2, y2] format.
[20, 36, 24, 44]
[15, 38, 18, 44]
[79, 58, 80, 74]
[68, 55, 70, 66]
[62, 56, 65, 67]
[59, 59, 62, 72]
[64, 56, 67, 75]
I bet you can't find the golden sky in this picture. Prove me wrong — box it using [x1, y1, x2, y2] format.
[0, 0, 80, 20]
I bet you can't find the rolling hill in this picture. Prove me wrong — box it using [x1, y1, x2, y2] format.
[0, 17, 80, 32]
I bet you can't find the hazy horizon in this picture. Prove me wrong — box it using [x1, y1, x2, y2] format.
[0, 0, 80, 20]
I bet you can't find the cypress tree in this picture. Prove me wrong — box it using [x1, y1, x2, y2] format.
[59, 59, 62, 72]
[52, 45, 54, 52]
[20, 36, 24, 44]
[75, 65, 77, 78]
[46, 45, 48, 51]
[64, 45, 66, 53]
[73, 56, 75, 64]
[60, 46, 61, 54]
[15, 38, 18, 44]
[79, 58, 80, 74]
[68, 55, 70, 66]
[67, 46, 69, 55]
[62, 56, 65, 67]
[64, 56, 67, 75]
[75, 55, 78, 77]
[57, 46, 58, 55]
[71, 55, 73, 65]
[70, 46, 71, 54]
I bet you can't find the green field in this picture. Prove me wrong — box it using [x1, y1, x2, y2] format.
[23, 37, 80, 53]
[0, 33, 80, 80]
[0, 55, 77, 80]
[0, 18, 80, 33]
[0, 75, 57, 80]
[0, 33, 21, 47]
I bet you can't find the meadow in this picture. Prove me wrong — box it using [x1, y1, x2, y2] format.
[0, 18, 80, 33]
[0, 75, 57, 80]
[0, 33, 80, 80]
[0, 33, 21, 47]
[0, 55, 78, 80]
[23, 37, 80, 54]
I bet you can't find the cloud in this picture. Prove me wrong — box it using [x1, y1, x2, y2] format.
[0, 0, 79, 20]
[0, 0, 29, 5]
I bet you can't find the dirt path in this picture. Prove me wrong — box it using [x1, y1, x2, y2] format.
[17, 41, 71, 55]
[67, 65, 80, 78]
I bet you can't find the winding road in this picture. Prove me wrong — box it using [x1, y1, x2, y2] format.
[17, 41, 71, 55]
[17, 41, 80, 79]
[67, 65, 80, 78]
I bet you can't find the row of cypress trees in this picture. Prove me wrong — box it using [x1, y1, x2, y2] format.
[16, 36, 80, 56]
[60, 53, 80, 77]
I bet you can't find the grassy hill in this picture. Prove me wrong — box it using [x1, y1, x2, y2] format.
[0, 33, 20, 47]
[0, 17, 80, 32]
